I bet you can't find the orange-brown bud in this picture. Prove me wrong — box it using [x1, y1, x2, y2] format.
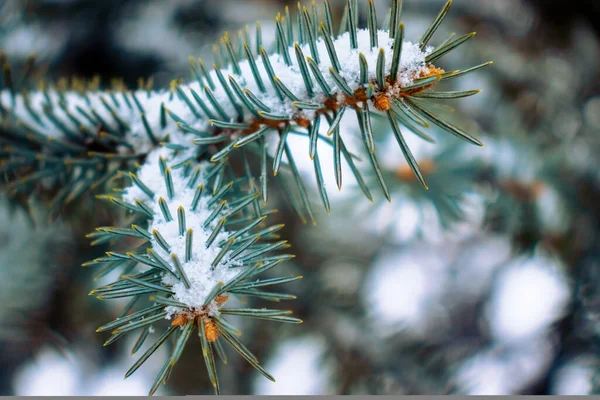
[414, 65, 446, 80]
[171, 314, 189, 327]
[373, 94, 392, 111]
[295, 117, 311, 128]
[203, 318, 220, 342]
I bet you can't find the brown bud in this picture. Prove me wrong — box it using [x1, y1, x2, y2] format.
[373, 94, 392, 111]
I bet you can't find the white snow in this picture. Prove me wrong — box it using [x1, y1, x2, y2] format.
[551, 356, 596, 395]
[0, 87, 186, 153]
[14, 344, 166, 396]
[253, 335, 334, 395]
[454, 338, 556, 395]
[453, 247, 572, 394]
[0, 29, 432, 154]
[123, 147, 239, 315]
[362, 246, 451, 337]
[250, 30, 431, 117]
[1, 25, 66, 60]
[486, 250, 571, 343]
[14, 346, 80, 396]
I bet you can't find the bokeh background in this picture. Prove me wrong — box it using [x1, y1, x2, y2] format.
[1, 0, 600, 395]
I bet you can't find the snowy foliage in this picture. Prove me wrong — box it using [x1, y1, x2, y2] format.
[0, 0, 492, 395]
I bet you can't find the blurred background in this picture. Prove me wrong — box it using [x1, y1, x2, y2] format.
[1, 0, 600, 395]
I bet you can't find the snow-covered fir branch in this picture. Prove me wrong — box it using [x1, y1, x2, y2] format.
[0, 0, 491, 395]
[1, 0, 489, 218]
[87, 145, 300, 395]
[1, 31, 433, 151]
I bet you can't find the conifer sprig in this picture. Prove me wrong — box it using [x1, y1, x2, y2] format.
[87, 147, 300, 395]
[0, 0, 491, 395]
[1, 0, 489, 220]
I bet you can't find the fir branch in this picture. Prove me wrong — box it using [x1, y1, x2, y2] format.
[87, 146, 298, 395]
[0, 0, 489, 217]
[0, 0, 491, 395]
